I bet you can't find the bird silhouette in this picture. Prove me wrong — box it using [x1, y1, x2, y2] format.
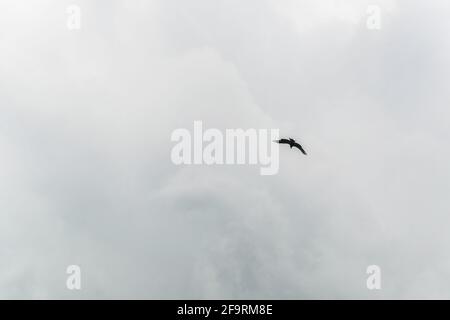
[274, 138, 307, 155]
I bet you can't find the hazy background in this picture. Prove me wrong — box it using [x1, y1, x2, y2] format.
[1, 0, 450, 298]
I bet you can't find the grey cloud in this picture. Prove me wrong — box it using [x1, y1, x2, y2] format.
[1, 0, 450, 299]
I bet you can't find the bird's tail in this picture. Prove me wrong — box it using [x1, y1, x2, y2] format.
[273, 140, 280, 143]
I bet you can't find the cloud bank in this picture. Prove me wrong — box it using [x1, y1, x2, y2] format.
[1, 0, 450, 298]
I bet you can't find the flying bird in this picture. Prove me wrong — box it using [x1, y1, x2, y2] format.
[274, 138, 307, 155]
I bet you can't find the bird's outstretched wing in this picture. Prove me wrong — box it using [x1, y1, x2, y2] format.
[275, 139, 291, 144]
[293, 142, 307, 155]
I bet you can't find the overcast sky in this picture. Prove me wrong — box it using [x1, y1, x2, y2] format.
[1, 0, 450, 299]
